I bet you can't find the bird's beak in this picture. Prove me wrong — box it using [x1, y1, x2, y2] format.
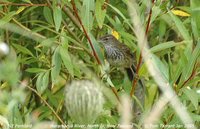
[97, 39, 103, 43]
[98, 37, 105, 43]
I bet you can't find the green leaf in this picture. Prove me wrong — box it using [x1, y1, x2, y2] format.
[36, 73, 44, 94]
[36, 71, 50, 94]
[159, 20, 167, 40]
[89, 33, 104, 64]
[168, 9, 191, 40]
[26, 68, 46, 73]
[12, 43, 34, 57]
[51, 47, 61, 83]
[59, 43, 74, 76]
[182, 42, 200, 81]
[95, 0, 106, 28]
[37, 106, 52, 120]
[152, 54, 169, 81]
[0, 58, 19, 86]
[43, 71, 50, 92]
[53, 6, 62, 31]
[81, 0, 94, 32]
[40, 38, 56, 47]
[11, 106, 23, 124]
[0, 11, 16, 26]
[43, 7, 54, 25]
[191, 0, 200, 39]
[107, 3, 133, 30]
[150, 41, 183, 53]
[171, 61, 183, 85]
[183, 88, 199, 110]
[190, 113, 200, 122]
[146, 84, 158, 109]
[151, 6, 162, 24]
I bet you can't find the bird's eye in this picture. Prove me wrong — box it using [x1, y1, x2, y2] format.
[105, 37, 109, 40]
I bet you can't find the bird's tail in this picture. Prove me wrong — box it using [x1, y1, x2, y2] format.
[126, 65, 145, 120]
[126, 65, 144, 88]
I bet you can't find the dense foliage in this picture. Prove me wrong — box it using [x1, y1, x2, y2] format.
[0, 0, 199, 129]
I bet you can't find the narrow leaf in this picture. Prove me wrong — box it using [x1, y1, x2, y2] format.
[59, 43, 74, 76]
[182, 42, 200, 80]
[53, 6, 62, 31]
[150, 41, 183, 53]
[36, 71, 49, 94]
[168, 10, 191, 40]
[95, 0, 106, 28]
[183, 88, 199, 110]
[51, 47, 61, 83]
[43, 7, 54, 25]
[191, 0, 200, 39]
[12, 43, 34, 57]
[152, 54, 169, 81]
[82, 0, 94, 32]
[171, 9, 190, 17]
[0, 11, 16, 26]
[26, 68, 46, 73]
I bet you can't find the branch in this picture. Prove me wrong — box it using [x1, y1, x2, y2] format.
[180, 62, 198, 88]
[70, 0, 121, 102]
[21, 81, 67, 128]
[111, 87, 120, 102]
[63, 6, 81, 29]
[130, 0, 155, 97]
[70, 0, 101, 65]
[0, 2, 48, 7]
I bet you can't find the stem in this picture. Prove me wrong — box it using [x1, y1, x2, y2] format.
[180, 62, 198, 88]
[70, 0, 120, 102]
[111, 87, 120, 102]
[130, 0, 155, 97]
[71, 0, 101, 65]
[0, 2, 48, 6]
[63, 6, 81, 29]
[24, 84, 67, 128]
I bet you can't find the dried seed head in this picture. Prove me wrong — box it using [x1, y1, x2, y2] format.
[65, 80, 104, 124]
[0, 115, 9, 129]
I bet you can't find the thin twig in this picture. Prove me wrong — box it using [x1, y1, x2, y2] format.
[62, 21, 94, 57]
[180, 62, 198, 88]
[70, 0, 101, 65]
[70, 0, 120, 102]
[24, 84, 67, 128]
[130, 0, 155, 97]
[0, 2, 48, 7]
[63, 6, 81, 29]
[111, 87, 120, 102]
[128, 1, 196, 128]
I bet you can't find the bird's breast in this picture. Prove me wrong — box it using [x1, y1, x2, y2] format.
[105, 46, 128, 67]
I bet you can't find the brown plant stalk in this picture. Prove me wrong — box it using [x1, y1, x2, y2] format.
[180, 62, 198, 88]
[21, 81, 67, 129]
[71, 0, 101, 64]
[70, 0, 120, 102]
[0, 2, 48, 7]
[130, 0, 155, 97]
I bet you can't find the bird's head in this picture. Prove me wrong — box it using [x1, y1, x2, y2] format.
[98, 34, 117, 45]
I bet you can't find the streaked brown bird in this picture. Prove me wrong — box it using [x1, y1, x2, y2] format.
[99, 34, 144, 119]
[99, 34, 138, 80]
[99, 34, 134, 67]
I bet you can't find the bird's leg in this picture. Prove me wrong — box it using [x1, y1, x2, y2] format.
[129, 65, 139, 95]
[129, 65, 139, 81]
[129, 66, 135, 78]
[110, 67, 117, 73]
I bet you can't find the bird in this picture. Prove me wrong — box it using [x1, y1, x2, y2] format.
[99, 34, 145, 119]
[98, 34, 140, 81]
[99, 34, 134, 68]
